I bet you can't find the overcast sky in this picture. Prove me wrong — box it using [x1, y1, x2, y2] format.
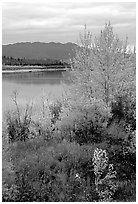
[2, 1, 136, 46]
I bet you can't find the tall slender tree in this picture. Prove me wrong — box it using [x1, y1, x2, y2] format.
[69, 22, 136, 106]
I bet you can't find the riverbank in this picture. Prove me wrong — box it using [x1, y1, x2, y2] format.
[2, 68, 67, 73]
[2, 65, 70, 73]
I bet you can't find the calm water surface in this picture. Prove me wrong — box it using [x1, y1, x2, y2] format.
[2, 71, 68, 114]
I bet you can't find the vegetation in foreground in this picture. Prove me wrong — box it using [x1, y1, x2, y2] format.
[2, 22, 136, 202]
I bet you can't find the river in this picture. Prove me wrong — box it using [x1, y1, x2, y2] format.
[2, 70, 68, 115]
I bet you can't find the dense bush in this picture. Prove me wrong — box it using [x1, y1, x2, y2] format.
[6, 92, 33, 143]
[106, 93, 136, 182]
[113, 179, 136, 202]
[6, 109, 32, 142]
[56, 98, 110, 144]
[2, 134, 19, 201]
[3, 138, 117, 202]
[49, 100, 62, 125]
[110, 93, 136, 130]
[8, 140, 92, 201]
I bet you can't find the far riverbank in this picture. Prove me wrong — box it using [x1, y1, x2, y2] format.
[2, 65, 70, 73]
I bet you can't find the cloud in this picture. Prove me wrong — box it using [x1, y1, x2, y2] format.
[2, 2, 136, 45]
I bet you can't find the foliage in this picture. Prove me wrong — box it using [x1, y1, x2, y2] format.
[62, 22, 134, 147]
[4, 137, 118, 202]
[63, 23, 136, 199]
[69, 22, 135, 105]
[2, 184, 19, 202]
[56, 93, 111, 144]
[49, 100, 62, 125]
[106, 120, 136, 181]
[8, 140, 90, 201]
[110, 93, 136, 131]
[114, 180, 136, 202]
[2, 22, 136, 202]
[56, 106, 108, 144]
[93, 148, 117, 201]
[106, 92, 136, 181]
[6, 93, 33, 142]
[2, 136, 19, 201]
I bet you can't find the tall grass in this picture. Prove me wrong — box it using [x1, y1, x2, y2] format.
[6, 92, 33, 142]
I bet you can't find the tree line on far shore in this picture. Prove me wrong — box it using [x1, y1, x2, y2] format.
[2, 56, 70, 67]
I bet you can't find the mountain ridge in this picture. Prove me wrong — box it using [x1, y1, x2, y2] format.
[2, 42, 78, 60]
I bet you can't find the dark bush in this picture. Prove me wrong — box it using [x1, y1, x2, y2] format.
[49, 100, 62, 125]
[6, 102, 33, 143]
[105, 93, 136, 183]
[73, 119, 107, 145]
[113, 180, 136, 202]
[2, 136, 19, 202]
[106, 120, 136, 181]
[6, 109, 32, 143]
[57, 106, 108, 145]
[8, 139, 102, 202]
[110, 94, 136, 131]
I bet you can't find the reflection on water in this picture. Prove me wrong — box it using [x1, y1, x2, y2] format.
[2, 70, 68, 114]
[2, 70, 66, 85]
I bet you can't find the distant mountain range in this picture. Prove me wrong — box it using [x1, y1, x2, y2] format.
[2, 42, 78, 60]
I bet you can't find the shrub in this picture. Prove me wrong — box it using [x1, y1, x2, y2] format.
[106, 120, 136, 181]
[113, 180, 136, 202]
[56, 99, 110, 144]
[49, 100, 62, 125]
[106, 93, 136, 182]
[9, 140, 95, 201]
[5, 137, 119, 201]
[6, 105, 32, 142]
[5, 92, 33, 142]
[2, 184, 19, 202]
[29, 99, 62, 141]
[110, 94, 136, 131]
[93, 148, 117, 201]
[2, 137, 19, 201]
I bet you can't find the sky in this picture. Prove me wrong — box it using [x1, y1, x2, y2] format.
[2, 1, 136, 46]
